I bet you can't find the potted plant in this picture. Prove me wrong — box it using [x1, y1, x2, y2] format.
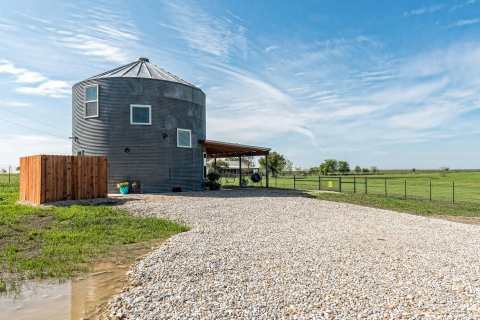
[117, 181, 129, 195]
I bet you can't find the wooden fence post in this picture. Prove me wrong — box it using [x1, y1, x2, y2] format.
[339, 176, 342, 192]
[353, 176, 356, 193]
[365, 177, 368, 194]
[293, 175, 296, 190]
[318, 176, 321, 190]
[404, 179, 407, 200]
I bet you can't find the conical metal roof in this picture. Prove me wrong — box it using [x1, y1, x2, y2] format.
[88, 57, 197, 88]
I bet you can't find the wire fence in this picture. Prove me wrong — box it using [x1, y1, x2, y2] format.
[0, 170, 19, 194]
[3, 170, 479, 205]
[221, 174, 480, 205]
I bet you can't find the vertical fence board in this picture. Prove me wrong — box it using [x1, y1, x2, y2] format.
[18, 155, 108, 204]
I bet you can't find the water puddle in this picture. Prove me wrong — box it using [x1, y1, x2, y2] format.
[0, 241, 161, 320]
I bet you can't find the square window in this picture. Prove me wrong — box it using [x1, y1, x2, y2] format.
[130, 104, 151, 125]
[177, 129, 192, 148]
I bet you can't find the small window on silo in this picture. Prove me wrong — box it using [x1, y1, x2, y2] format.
[177, 128, 192, 148]
[130, 104, 151, 125]
[85, 84, 99, 118]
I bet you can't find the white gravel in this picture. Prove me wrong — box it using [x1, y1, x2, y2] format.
[108, 189, 480, 319]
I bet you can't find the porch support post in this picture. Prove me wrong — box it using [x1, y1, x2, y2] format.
[239, 155, 242, 187]
[265, 152, 269, 188]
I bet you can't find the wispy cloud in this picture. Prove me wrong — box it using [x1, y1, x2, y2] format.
[161, 1, 248, 59]
[15, 3, 141, 64]
[204, 62, 315, 143]
[450, 0, 478, 11]
[0, 100, 31, 107]
[404, 4, 445, 16]
[264, 45, 279, 53]
[16, 80, 70, 98]
[0, 60, 46, 83]
[0, 60, 69, 98]
[405, 0, 478, 17]
[58, 34, 130, 63]
[449, 18, 480, 27]
[388, 105, 453, 129]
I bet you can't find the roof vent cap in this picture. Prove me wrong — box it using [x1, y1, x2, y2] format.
[138, 57, 149, 62]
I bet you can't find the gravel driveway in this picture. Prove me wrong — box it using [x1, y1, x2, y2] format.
[108, 189, 480, 319]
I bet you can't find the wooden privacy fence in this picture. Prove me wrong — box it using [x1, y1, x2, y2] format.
[19, 155, 108, 204]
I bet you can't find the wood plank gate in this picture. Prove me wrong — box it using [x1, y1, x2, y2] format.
[19, 155, 108, 204]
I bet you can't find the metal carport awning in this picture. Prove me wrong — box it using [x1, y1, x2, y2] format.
[200, 139, 271, 187]
[201, 139, 270, 157]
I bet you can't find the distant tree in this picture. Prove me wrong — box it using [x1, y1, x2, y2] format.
[309, 165, 321, 175]
[354, 165, 362, 173]
[15, 166, 20, 172]
[412, 168, 416, 173]
[0, 169, 6, 173]
[441, 167, 450, 172]
[362, 167, 370, 173]
[259, 151, 288, 177]
[216, 159, 229, 169]
[284, 159, 293, 172]
[319, 159, 338, 175]
[371, 166, 378, 173]
[337, 161, 350, 174]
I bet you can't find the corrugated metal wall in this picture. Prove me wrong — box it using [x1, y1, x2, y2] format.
[72, 78, 206, 193]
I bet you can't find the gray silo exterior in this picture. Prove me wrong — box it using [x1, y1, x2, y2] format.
[72, 58, 206, 193]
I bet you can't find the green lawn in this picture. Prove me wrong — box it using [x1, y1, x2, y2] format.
[309, 191, 480, 218]
[0, 173, 18, 184]
[0, 182, 188, 292]
[263, 171, 480, 204]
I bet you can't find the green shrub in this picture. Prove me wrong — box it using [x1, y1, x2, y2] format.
[205, 171, 221, 190]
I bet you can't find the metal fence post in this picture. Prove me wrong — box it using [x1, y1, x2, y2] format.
[452, 181, 455, 204]
[404, 179, 407, 200]
[353, 176, 356, 193]
[8, 165, 11, 184]
[318, 176, 321, 190]
[339, 176, 342, 192]
[365, 177, 368, 194]
[293, 175, 296, 190]
[429, 179, 432, 201]
[384, 178, 387, 197]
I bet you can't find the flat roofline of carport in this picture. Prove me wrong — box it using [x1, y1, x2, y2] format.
[201, 139, 270, 157]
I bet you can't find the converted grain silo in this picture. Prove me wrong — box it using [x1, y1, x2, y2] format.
[72, 58, 206, 193]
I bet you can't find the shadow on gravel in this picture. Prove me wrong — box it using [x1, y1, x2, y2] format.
[37, 188, 316, 207]
[114, 187, 312, 201]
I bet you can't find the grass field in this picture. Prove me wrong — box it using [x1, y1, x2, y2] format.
[309, 191, 480, 219]
[222, 171, 480, 204]
[0, 174, 188, 292]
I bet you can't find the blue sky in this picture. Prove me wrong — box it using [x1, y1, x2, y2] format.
[1, 0, 480, 170]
